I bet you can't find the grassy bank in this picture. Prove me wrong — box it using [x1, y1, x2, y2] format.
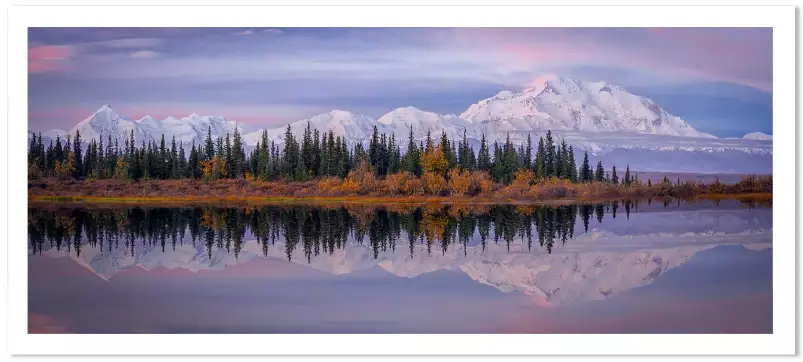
[28, 173, 771, 207]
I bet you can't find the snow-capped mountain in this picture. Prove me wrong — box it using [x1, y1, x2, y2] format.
[743, 132, 772, 140]
[66, 105, 242, 146]
[461, 74, 713, 138]
[243, 110, 377, 146]
[377, 106, 470, 141]
[34, 76, 773, 173]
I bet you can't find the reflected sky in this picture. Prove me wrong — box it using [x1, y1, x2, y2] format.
[28, 200, 772, 333]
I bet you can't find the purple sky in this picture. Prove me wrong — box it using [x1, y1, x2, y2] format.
[28, 28, 773, 137]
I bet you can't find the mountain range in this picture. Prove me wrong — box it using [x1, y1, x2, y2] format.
[29, 75, 773, 174]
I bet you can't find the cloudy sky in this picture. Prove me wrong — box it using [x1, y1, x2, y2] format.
[29, 27, 772, 137]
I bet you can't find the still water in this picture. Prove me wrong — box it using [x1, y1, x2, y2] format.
[28, 199, 772, 333]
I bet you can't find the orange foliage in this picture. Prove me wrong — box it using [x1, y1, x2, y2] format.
[421, 144, 449, 176]
[448, 169, 470, 196]
[422, 171, 448, 196]
[386, 172, 423, 196]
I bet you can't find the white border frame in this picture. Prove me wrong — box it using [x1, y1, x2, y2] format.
[7, 5, 795, 356]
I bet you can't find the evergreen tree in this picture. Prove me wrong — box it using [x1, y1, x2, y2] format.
[403, 126, 421, 176]
[232, 127, 245, 178]
[559, 140, 569, 179]
[73, 130, 83, 178]
[544, 130, 555, 177]
[188, 141, 199, 179]
[594, 160, 605, 182]
[204, 126, 214, 161]
[224, 133, 232, 178]
[170, 136, 178, 179]
[555, 141, 564, 178]
[388, 134, 400, 174]
[312, 129, 321, 176]
[477, 133, 491, 172]
[580, 151, 592, 182]
[566, 146, 577, 182]
[624, 164, 631, 186]
[611, 165, 618, 185]
[178, 142, 186, 178]
[282, 125, 299, 180]
[534, 136, 545, 179]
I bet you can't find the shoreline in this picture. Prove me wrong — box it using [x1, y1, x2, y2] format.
[28, 192, 772, 208]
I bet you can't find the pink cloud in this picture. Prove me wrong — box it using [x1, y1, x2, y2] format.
[28, 45, 74, 73]
[441, 28, 771, 91]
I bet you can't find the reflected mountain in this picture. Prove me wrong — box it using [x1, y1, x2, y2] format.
[28, 200, 771, 305]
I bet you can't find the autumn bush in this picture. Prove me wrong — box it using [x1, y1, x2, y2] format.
[386, 172, 423, 196]
[447, 169, 470, 196]
[422, 171, 448, 196]
[29, 171, 772, 202]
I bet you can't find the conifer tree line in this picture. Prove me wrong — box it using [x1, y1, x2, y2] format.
[28, 125, 639, 185]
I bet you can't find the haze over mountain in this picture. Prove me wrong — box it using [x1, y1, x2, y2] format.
[29, 76, 772, 174]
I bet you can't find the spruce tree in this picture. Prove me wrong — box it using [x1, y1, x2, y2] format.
[544, 130, 555, 177]
[203, 126, 215, 161]
[178, 142, 187, 178]
[594, 161, 604, 182]
[170, 136, 178, 179]
[535, 136, 545, 179]
[580, 151, 592, 182]
[232, 127, 245, 178]
[525, 134, 533, 171]
[611, 165, 618, 184]
[73, 130, 83, 178]
[624, 164, 631, 186]
[477, 133, 491, 172]
[567, 146, 577, 182]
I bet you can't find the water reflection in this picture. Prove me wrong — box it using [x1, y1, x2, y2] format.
[27, 199, 772, 333]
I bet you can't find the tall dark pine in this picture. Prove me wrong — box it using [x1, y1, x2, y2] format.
[624, 164, 632, 186]
[594, 160, 605, 182]
[178, 142, 187, 179]
[404, 126, 421, 176]
[73, 130, 83, 178]
[524, 134, 533, 171]
[204, 126, 215, 161]
[534, 136, 545, 179]
[580, 151, 592, 182]
[232, 127, 245, 178]
[611, 165, 618, 185]
[544, 130, 555, 177]
[567, 146, 577, 182]
[477, 133, 491, 172]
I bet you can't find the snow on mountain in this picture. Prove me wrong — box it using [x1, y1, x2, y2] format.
[64, 105, 242, 147]
[461, 75, 714, 139]
[244, 110, 377, 147]
[69, 104, 141, 144]
[743, 132, 772, 140]
[36, 76, 773, 174]
[377, 106, 470, 141]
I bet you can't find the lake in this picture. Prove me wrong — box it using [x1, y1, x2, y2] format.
[27, 199, 772, 333]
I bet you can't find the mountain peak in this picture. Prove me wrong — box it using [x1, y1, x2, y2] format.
[93, 104, 116, 115]
[743, 132, 772, 140]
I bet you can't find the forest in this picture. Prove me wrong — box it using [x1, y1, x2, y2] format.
[27, 125, 772, 201]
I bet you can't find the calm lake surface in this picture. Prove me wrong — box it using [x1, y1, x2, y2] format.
[28, 199, 772, 333]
